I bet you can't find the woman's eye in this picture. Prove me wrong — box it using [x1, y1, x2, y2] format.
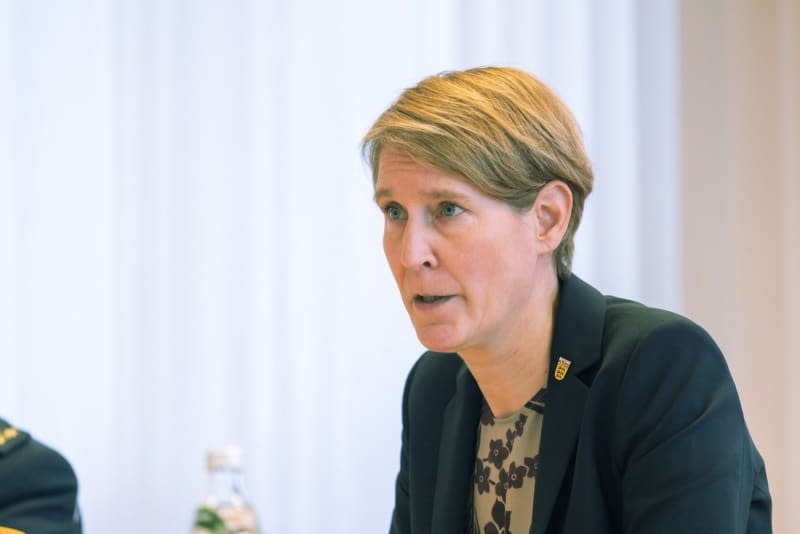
[385, 205, 404, 220]
[439, 202, 464, 217]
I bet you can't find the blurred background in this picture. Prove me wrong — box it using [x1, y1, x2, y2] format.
[0, 0, 797, 532]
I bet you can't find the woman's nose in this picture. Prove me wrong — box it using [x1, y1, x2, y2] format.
[399, 218, 437, 270]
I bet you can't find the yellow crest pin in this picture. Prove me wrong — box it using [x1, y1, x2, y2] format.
[554, 356, 571, 381]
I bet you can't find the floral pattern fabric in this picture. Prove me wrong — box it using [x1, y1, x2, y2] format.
[472, 388, 546, 534]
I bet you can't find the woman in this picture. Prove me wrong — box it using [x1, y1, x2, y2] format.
[362, 67, 771, 534]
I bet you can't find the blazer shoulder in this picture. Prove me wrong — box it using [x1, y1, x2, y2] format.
[0, 421, 78, 510]
[602, 297, 724, 367]
[0, 419, 80, 532]
[0, 419, 32, 459]
[600, 298, 747, 453]
[410, 351, 463, 381]
[404, 351, 465, 408]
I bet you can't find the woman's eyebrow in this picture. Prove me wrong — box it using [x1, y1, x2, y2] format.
[374, 187, 392, 203]
[422, 189, 469, 201]
[374, 188, 470, 204]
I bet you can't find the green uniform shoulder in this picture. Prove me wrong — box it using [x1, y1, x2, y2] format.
[0, 419, 31, 458]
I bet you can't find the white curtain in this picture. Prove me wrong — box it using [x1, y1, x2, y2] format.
[0, 1, 680, 532]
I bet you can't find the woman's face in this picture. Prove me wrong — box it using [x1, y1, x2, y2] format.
[375, 150, 547, 355]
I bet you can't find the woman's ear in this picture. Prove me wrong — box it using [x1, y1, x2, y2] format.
[532, 180, 573, 254]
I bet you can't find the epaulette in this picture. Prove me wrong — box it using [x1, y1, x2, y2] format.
[0, 419, 31, 457]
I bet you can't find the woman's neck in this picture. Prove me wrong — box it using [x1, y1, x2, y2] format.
[460, 269, 559, 418]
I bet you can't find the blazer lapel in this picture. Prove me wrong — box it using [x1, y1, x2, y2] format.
[531, 275, 606, 534]
[431, 364, 483, 534]
[531, 373, 589, 534]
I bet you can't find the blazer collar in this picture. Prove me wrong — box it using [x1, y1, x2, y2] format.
[428, 274, 607, 534]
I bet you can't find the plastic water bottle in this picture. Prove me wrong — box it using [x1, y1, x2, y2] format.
[192, 446, 260, 534]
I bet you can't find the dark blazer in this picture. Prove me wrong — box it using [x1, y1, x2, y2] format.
[390, 275, 771, 534]
[0, 418, 82, 534]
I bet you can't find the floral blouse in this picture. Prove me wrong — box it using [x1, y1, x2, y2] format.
[472, 388, 546, 534]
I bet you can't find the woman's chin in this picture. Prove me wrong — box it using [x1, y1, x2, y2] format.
[414, 324, 466, 353]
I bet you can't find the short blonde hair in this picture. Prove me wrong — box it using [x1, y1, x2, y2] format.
[362, 67, 593, 278]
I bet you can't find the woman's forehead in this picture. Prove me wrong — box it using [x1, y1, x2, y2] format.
[375, 152, 479, 199]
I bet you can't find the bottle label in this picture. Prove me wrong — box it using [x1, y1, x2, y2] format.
[192, 505, 259, 534]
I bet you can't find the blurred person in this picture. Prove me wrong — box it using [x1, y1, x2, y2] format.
[363, 67, 771, 534]
[0, 418, 81, 534]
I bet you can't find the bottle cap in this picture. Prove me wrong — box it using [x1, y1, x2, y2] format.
[207, 445, 244, 471]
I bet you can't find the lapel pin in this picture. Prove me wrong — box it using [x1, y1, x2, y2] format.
[554, 356, 571, 381]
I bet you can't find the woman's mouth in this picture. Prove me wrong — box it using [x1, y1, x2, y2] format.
[414, 294, 454, 305]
